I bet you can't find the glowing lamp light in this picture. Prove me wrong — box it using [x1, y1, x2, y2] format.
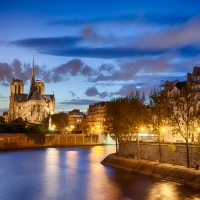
[139, 126, 146, 132]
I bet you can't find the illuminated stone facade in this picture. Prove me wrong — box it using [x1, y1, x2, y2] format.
[164, 66, 200, 99]
[163, 66, 200, 142]
[8, 59, 55, 124]
[86, 102, 106, 134]
[68, 109, 85, 132]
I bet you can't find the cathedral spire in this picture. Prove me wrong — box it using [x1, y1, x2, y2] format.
[32, 56, 35, 79]
[28, 56, 36, 98]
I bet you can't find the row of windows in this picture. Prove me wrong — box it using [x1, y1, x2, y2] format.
[27, 115, 43, 121]
[16, 105, 43, 112]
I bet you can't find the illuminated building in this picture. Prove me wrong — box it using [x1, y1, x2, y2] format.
[8, 58, 55, 123]
[86, 102, 106, 135]
[68, 109, 85, 132]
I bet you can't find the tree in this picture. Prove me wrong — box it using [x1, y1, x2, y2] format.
[149, 88, 168, 163]
[51, 113, 69, 133]
[125, 91, 149, 159]
[168, 143, 176, 165]
[79, 124, 90, 134]
[41, 116, 49, 131]
[25, 124, 44, 134]
[103, 97, 129, 154]
[103, 92, 148, 157]
[0, 116, 5, 124]
[166, 84, 200, 168]
[13, 117, 26, 126]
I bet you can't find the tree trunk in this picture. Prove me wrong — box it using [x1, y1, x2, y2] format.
[115, 139, 118, 155]
[136, 133, 140, 159]
[186, 139, 190, 168]
[158, 141, 162, 162]
[158, 135, 162, 162]
[118, 139, 121, 156]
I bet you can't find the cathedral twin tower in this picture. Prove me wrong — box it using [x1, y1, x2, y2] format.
[8, 58, 55, 124]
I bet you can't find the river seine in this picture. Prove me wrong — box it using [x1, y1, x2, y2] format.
[0, 145, 200, 200]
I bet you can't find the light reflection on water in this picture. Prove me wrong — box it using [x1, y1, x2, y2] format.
[147, 181, 180, 200]
[0, 146, 200, 200]
[44, 149, 59, 198]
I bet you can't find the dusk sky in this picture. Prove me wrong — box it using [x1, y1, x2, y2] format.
[1, 0, 200, 114]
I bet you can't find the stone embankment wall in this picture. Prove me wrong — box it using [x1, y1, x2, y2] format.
[101, 154, 200, 189]
[0, 134, 99, 149]
[119, 141, 199, 168]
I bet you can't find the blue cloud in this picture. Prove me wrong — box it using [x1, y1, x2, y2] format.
[47, 13, 191, 26]
[69, 91, 76, 97]
[85, 87, 99, 97]
[61, 99, 98, 105]
[41, 47, 166, 59]
[12, 36, 83, 48]
[11, 35, 200, 59]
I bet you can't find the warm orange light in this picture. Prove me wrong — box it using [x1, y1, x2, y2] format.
[160, 126, 167, 133]
[140, 126, 146, 132]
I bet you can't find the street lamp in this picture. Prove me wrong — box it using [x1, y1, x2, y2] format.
[159, 126, 166, 142]
[161, 128, 165, 133]
[51, 126, 54, 134]
[139, 126, 146, 132]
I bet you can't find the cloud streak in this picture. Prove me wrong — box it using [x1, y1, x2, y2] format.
[61, 99, 99, 105]
[11, 14, 200, 60]
[47, 13, 192, 26]
[12, 36, 83, 48]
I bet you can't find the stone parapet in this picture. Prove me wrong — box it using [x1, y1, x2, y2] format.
[0, 133, 99, 149]
[119, 141, 200, 168]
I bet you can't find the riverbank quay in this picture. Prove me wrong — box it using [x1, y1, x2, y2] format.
[119, 141, 200, 168]
[0, 133, 100, 149]
[101, 153, 200, 189]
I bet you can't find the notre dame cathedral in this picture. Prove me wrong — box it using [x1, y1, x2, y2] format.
[8, 59, 55, 124]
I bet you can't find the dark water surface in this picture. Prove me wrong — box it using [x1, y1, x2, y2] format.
[0, 145, 200, 200]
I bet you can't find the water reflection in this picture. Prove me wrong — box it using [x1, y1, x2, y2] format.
[0, 146, 200, 200]
[44, 148, 59, 198]
[147, 181, 200, 200]
[147, 181, 180, 200]
[65, 151, 79, 173]
[85, 146, 123, 199]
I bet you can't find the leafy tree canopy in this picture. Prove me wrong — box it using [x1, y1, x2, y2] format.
[51, 113, 69, 133]
[0, 116, 5, 124]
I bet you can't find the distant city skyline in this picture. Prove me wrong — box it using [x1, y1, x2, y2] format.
[1, 0, 200, 114]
